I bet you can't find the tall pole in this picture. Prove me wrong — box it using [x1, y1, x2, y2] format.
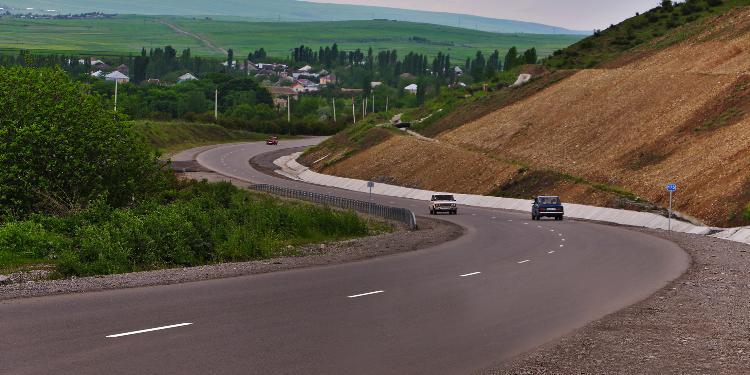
[386, 96, 389, 113]
[332, 98, 337, 122]
[287, 95, 291, 123]
[352, 99, 356, 124]
[372, 93, 375, 113]
[668, 190, 673, 232]
[214, 89, 218, 120]
[114, 79, 118, 112]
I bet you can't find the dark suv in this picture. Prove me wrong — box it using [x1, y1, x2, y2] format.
[532, 196, 564, 221]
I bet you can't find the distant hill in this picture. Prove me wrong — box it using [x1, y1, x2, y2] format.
[0, 16, 583, 60]
[0, 0, 589, 35]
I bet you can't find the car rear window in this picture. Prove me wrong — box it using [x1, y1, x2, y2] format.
[539, 196, 561, 205]
[433, 195, 455, 201]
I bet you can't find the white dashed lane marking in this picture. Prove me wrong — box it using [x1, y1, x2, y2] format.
[348, 290, 385, 299]
[460, 272, 482, 277]
[548, 251, 556, 254]
[517, 260, 531, 264]
[106, 323, 193, 338]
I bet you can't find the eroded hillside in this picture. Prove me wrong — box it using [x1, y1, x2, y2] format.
[303, 6, 750, 226]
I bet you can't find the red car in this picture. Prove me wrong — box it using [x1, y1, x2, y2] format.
[266, 136, 278, 145]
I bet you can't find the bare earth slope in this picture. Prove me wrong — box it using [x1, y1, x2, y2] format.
[310, 7, 750, 227]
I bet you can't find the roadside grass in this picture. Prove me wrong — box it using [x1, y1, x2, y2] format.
[131, 120, 272, 155]
[0, 180, 382, 278]
[544, 0, 747, 69]
[411, 69, 576, 138]
[491, 168, 641, 202]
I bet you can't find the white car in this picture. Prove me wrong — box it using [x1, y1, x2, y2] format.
[429, 194, 458, 215]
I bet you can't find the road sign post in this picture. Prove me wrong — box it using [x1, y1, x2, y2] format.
[367, 181, 375, 214]
[666, 184, 677, 231]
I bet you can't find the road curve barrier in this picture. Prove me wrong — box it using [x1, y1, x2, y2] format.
[248, 184, 418, 230]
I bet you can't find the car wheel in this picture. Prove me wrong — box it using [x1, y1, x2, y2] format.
[560, 216, 564, 221]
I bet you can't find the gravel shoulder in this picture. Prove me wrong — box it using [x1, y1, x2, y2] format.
[480, 227, 750, 375]
[0, 215, 462, 302]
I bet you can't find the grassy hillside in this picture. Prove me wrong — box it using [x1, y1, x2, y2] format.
[0, 0, 587, 34]
[302, 3, 750, 227]
[0, 15, 583, 60]
[545, 0, 750, 68]
[131, 120, 269, 154]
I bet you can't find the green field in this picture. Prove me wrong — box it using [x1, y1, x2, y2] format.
[0, 15, 583, 61]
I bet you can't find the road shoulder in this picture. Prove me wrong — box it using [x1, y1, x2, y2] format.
[0, 216, 462, 301]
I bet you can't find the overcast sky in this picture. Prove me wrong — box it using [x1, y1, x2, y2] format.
[308, 0, 660, 30]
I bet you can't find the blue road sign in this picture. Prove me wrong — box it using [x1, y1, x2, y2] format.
[667, 184, 677, 192]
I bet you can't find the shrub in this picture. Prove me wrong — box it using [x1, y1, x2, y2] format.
[0, 221, 70, 259]
[0, 66, 168, 218]
[51, 181, 371, 277]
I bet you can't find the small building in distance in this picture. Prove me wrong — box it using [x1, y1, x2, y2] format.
[320, 75, 336, 86]
[404, 83, 418, 94]
[116, 64, 129, 75]
[105, 71, 129, 83]
[177, 73, 198, 83]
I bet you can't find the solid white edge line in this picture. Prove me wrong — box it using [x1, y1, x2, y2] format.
[518, 260, 531, 264]
[460, 272, 482, 277]
[348, 290, 385, 298]
[106, 323, 193, 338]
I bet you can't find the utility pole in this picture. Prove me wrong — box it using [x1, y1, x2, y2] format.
[114, 79, 118, 112]
[385, 96, 389, 112]
[332, 98, 337, 122]
[372, 93, 375, 113]
[287, 95, 291, 122]
[352, 99, 356, 124]
[214, 89, 218, 120]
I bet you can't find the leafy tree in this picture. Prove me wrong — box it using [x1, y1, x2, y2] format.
[0, 67, 165, 217]
[226, 49, 234, 71]
[523, 48, 538, 64]
[471, 51, 486, 81]
[504, 47, 520, 71]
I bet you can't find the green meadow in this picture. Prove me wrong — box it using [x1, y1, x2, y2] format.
[0, 15, 583, 60]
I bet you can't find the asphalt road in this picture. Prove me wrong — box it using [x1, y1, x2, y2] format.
[0, 138, 689, 375]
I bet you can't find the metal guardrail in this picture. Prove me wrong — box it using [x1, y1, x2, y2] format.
[248, 184, 418, 230]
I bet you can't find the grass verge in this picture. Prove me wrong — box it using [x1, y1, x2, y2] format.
[0, 180, 383, 277]
[131, 120, 272, 155]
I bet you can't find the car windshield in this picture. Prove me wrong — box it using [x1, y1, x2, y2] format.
[538, 196, 561, 205]
[433, 195, 455, 201]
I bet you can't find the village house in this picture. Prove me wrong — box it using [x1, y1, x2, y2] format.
[267, 86, 299, 108]
[320, 75, 336, 86]
[404, 83, 418, 94]
[105, 71, 129, 83]
[116, 64, 129, 75]
[296, 79, 320, 93]
[177, 73, 198, 83]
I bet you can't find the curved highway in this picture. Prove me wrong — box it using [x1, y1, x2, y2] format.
[1, 138, 688, 374]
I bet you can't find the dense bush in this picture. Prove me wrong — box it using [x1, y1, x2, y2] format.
[0, 66, 167, 218]
[1, 181, 370, 277]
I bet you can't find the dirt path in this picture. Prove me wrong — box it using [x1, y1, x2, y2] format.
[157, 19, 227, 55]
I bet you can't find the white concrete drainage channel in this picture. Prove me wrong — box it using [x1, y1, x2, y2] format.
[273, 152, 750, 245]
